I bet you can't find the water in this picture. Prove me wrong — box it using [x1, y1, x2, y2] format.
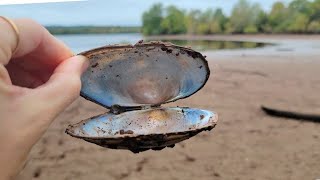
[55, 33, 268, 53]
[55, 33, 143, 53]
[161, 40, 268, 51]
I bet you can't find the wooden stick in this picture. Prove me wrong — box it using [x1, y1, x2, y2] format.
[261, 106, 320, 123]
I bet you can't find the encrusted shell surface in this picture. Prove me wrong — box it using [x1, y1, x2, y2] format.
[80, 41, 210, 108]
[66, 107, 218, 153]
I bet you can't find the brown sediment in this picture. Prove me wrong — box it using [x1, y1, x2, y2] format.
[91, 62, 98, 68]
[119, 130, 134, 135]
[18, 35, 320, 180]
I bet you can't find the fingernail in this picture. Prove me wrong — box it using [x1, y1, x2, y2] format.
[77, 55, 89, 73]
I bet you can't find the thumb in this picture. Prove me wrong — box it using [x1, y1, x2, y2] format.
[33, 55, 89, 117]
[0, 55, 88, 178]
[11, 55, 88, 147]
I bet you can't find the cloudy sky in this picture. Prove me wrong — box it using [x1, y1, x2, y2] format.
[0, 0, 292, 26]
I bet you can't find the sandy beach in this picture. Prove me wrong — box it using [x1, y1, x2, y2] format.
[17, 35, 320, 180]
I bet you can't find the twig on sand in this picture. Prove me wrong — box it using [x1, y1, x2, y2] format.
[261, 106, 320, 123]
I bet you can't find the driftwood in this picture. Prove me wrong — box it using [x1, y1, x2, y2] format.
[261, 106, 320, 123]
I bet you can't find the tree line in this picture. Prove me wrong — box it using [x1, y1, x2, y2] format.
[142, 0, 320, 35]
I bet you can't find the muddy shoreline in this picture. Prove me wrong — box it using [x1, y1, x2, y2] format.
[18, 35, 320, 180]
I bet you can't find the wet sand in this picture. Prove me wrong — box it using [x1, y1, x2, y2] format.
[17, 35, 320, 180]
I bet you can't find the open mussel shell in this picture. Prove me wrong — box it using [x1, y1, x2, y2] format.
[66, 41, 217, 153]
[79, 41, 209, 108]
[66, 107, 218, 153]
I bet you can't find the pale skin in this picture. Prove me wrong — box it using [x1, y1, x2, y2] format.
[0, 18, 89, 179]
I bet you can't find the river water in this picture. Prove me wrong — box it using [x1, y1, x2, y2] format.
[55, 33, 143, 53]
[55, 33, 268, 53]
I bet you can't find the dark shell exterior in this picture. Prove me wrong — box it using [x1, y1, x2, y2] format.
[66, 107, 218, 153]
[79, 41, 210, 108]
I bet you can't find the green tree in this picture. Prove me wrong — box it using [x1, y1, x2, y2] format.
[307, 20, 320, 33]
[185, 10, 201, 34]
[268, 2, 289, 33]
[193, 8, 227, 34]
[308, 0, 320, 33]
[210, 8, 227, 33]
[288, 0, 312, 32]
[256, 10, 268, 32]
[289, 0, 313, 16]
[244, 25, 258, 33]
[196, 9, 214, 34]
[210, 21, 223, 33]
[228, 0, 262, 33]
[287, 13, 309, 33]
[161, 6, 187, 34]
[142, 3, 164, 35]
[141, 0, 320, 35]
[310, 0, 320, 21]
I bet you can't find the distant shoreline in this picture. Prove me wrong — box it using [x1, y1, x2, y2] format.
[46, 26, 141, 34]
[46, 26, 320, 37]
[145, 34, 320, 42]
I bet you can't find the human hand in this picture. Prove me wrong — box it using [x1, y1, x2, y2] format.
[0, 17, 88, 180]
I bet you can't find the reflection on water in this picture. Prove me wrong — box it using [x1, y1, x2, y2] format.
[55, 33, 268, 53]
[159, 40, 269, 51]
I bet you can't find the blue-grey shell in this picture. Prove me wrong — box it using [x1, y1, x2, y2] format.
[79, 41, 210, 108]
[66, 107, 217, 153]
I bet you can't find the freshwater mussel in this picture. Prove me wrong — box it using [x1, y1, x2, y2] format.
[66, 41, 218, 153]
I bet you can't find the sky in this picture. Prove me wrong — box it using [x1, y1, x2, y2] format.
[0, 0, 292, 26]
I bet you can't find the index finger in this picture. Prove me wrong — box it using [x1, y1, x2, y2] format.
[0, 18, 73, 66]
